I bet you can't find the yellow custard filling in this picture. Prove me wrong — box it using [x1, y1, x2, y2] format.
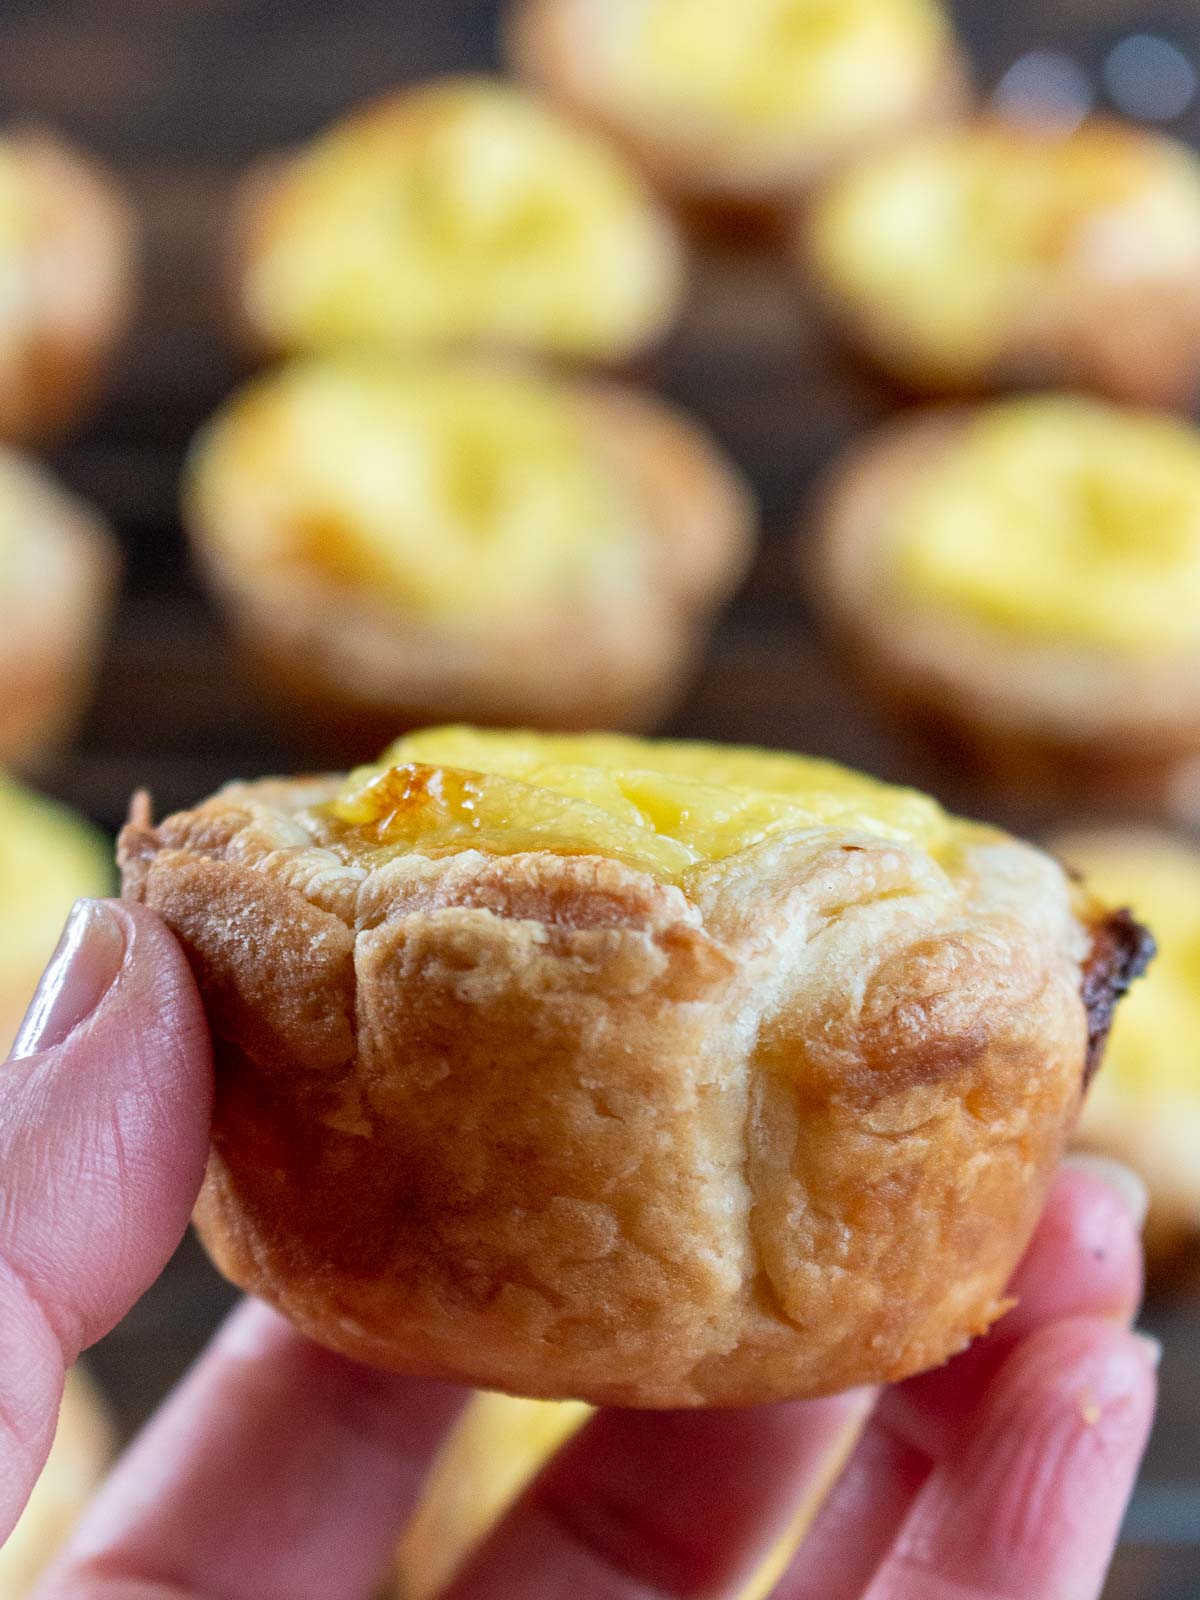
[246, 80, 680, 358]
[1063, 834, 1200, 1100]
[610, 0, 948, 139]
[811, 124, 1200, 376]
[0, 774, 113, 1051]
[186, 360, 650, 624]
[318, 725, 968, 882]
[889, 397, 1200, 653]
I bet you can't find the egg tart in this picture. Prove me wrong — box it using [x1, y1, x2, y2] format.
[804, 119, 1200, 407]
[1055, 829, 1200, 1268]
[505, 0, 968, 225]
[0, 446, 119, 772]
[0, 774, 114, 1056]
[0, 129, 136, 444]
[118, 725, 1149, 1407]
[232, 78, 685, 366]
[813, 395, 1200, 811]
[0, 1367, 114, 1598]
[184, 358, 753, 750]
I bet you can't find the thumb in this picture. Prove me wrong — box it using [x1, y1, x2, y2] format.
[0, 898, 212, 1544]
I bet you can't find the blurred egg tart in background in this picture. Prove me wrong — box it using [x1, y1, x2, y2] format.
[120, 724, 1147, 1407]
[0, 445, 120, 771]
[506, 0, 967, 221]
[804, 119, 1200, 407]
[0, 1366, 114, 1597]
[184, 357, 754, 750]
[395, 1394, 592, 1600]
[813, 395, 1200, 811]
[0, 129, 137, 444]
[393, 1390, 832, 1599]
[1056, 829, 1200, 1269]
[0, 774, 113, 1054]
[232, 78, 686, 365]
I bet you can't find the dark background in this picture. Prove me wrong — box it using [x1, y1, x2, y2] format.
[1, 2, 1197, 1593]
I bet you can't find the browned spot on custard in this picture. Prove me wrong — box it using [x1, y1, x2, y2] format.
[1081, 908, 1155, 1088]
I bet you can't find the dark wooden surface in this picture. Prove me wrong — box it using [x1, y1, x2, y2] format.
[2, 2, 1199, 1594]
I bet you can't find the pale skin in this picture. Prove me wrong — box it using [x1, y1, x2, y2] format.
[1, 900, 1157, 1600]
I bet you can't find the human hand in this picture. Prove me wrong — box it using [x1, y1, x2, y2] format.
[1, 899, 1156, 1599]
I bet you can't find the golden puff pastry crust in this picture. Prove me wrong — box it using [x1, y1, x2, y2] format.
[0, 1366, 114, 1597]
[802, 118, 1200, 408]
[230, 77, 686, 366]
[0, 446, 120, 772]
[505, 0, 968, 226]
[810, 398, 1200, 814]
[118, 729, 1147, 1407]
[0, 129, 137, 445]
[1056, 829, 1200, 1272]
[184, 360, 754, 753]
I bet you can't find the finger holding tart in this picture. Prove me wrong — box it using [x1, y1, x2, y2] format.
[0, 445, 120, 772]
[811, 395, 1200, 812]
[232, 77, 686, 366]
[0, 774, 114, 1055]
[504, 0, 969, 228]
[119, 726, 1150, 1408]
[183, 357, 754, 751]
[803, 118, 1200, 408]
[1055, 829, 1200, 1272]
[0, 1367, 114, 1598]
[0, 129, 137, 444]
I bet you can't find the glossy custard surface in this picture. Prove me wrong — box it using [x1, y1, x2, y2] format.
[187, 360, 649, 624]
[318, 725, 970, 881]
[889, 398, 1200, 652]
[245, 80, 680, 358]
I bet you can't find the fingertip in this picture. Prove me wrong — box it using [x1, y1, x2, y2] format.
[0, 900, 213, 1360]
[1002, 1163, 1145, 1337]
[876, 1318, 1156, 1600]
